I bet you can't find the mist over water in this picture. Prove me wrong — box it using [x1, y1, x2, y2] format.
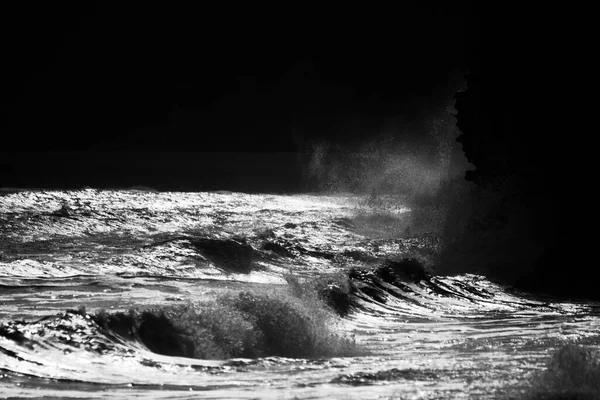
[297, 92, 583, 302]
[1, 91, 599, 400]
[299, 98, 477, 267]
[1, 185, 599, 398]
[302, 100, 470, 200]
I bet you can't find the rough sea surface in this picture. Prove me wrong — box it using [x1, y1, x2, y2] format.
[1, 189, 599, 399]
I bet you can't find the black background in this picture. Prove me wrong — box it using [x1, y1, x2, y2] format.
[2, 3, 478, 191]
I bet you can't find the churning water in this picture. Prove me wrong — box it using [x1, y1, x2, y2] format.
[1, 189, 599, 399]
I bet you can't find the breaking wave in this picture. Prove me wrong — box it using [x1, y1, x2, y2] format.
[1, 189, 600, 399]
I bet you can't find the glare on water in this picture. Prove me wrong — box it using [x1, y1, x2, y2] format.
[1, 189, 599, 399]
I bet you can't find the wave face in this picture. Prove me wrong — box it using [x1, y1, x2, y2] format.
[1, 189, 600, 399]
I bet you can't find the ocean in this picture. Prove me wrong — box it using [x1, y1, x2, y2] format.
[1, 189, 599, 399]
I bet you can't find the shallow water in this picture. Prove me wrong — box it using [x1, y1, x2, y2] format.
[1, 189, 599, 399]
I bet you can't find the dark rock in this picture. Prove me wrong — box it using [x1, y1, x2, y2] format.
[450, 22, 590, 300]
[283, 222, 297, 229]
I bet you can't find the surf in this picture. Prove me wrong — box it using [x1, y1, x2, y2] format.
[1, 189, 599, 399]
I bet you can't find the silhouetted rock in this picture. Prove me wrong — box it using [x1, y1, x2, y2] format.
[452, 28, 588, 299]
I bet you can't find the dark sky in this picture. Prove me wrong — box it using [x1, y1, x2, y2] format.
[2, 3, 479, 190]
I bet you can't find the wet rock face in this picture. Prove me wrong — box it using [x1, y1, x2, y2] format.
[453, 52, 588, 299]
[454, 70, 543, 188]
[454, 16, 560, 192]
